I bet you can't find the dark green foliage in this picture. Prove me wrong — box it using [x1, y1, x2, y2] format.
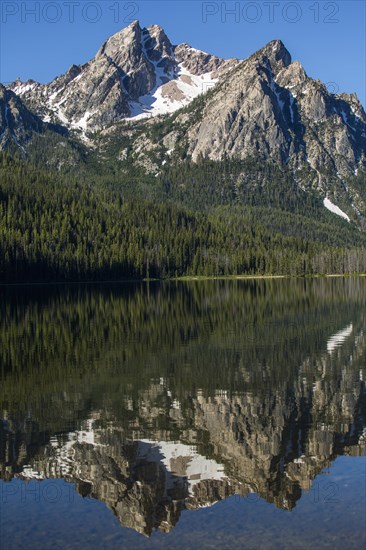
[0, 151, 365, 283]
[1, 278, 364, 398]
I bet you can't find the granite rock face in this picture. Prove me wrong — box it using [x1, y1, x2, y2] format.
[8, 21, 236, 131]
[180, 39, 366, 185]
[5, 23, 366, 179]
[0, 84, 46, 149]
[2, 22, 365, 219]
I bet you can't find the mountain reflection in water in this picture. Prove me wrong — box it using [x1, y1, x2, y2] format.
[0, 278, 365, 538]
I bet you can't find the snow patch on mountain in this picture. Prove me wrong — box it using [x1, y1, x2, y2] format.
[128, 65, 218, 120]
[14, 83, 37, 95]
[71, 110, 94, 131]
[323, 197, 350, 222]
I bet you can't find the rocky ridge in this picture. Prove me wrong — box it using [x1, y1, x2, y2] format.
[1, 21, 365, 224]
[157, 39, 366, 187]
[0, 84, 51, 150]
[9, 20, 238, 131]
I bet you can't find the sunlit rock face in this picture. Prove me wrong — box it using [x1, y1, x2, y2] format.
[2, 22, 365, 220]
[182, 39, 366, 186]
[5, 21, 365, 186]
[7, 21, 237, 132]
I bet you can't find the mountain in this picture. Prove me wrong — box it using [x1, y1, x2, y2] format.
[120, 37, 366, 219]
[1, 21, 366, 281]
[5, 21, 364, 224]
[9, 21, 238, 131]
[182, 40, 366, 176]
[0, 84, 48, 150]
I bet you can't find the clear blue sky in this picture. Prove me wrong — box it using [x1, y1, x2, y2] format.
[1, 0, 365, 106]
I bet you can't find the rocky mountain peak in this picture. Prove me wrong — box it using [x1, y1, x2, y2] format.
[9, 78, 22, 89]
[97, 19, 142, 60]
[174, 42, 233, 76]
[143, 24, 175, 75]
[3, 22, 365, 218]
[259, 39, 292, 72]
[276, 60, 307, 88]
[339, 92, 366, 121]
[64, 64, 82, 85]
[145, 23, 170, 42]
[6, 22, 240, 130]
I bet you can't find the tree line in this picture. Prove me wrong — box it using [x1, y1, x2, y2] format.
[0, 152, 365, 283]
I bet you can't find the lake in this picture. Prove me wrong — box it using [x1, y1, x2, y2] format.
[0, 278, 365, 549]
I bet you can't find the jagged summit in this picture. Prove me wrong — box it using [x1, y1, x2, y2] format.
[166, 33, 366, 193]
[8, 20, 237, 130]
[97, 19, 142, 58]
[1, 22, 366, 222]
[262, 39, 292, 69]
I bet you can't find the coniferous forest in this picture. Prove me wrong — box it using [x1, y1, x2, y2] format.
[1, 151, 366, 283]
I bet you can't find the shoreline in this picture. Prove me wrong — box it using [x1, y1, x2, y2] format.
[0, 273, 365, 288]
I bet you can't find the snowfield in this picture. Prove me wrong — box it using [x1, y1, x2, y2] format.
[323, 197, 350, 222]
[127, 64, 218, 121]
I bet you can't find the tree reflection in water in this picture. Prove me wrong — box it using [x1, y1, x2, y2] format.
[0, 278, 365, 536]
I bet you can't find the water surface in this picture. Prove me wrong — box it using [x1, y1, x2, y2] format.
[0, 279, 365, 548]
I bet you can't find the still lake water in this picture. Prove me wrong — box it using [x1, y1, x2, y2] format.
[0, 278, 365, 549]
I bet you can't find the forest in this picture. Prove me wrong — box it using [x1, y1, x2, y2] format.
[0, 151, 366, 283]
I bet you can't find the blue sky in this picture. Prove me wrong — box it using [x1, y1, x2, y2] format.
[1, 1, 365, 105]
